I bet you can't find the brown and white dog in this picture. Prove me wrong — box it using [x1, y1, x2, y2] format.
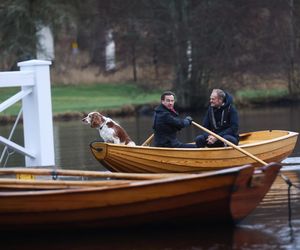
[82, 112, 135, 146]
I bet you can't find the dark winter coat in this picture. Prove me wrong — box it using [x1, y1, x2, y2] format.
[152, 104, 190, 147]
[202, 92, 239, 140]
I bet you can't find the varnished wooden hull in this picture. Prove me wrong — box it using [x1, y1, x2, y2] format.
[0, 163, 281, 230]
[90, 130, 298, 173]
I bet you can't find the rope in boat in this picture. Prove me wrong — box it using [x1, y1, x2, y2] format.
[280, 173, 300, 189]
[279, 173, 300, 227]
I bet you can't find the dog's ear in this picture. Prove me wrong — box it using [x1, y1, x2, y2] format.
[91, 113, 106, 128]
[99, 114, 106, 123]
[91, 113, 101, 128]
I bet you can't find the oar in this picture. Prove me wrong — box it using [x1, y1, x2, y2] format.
[0, 167, 181, 180]
[0, 178, 136, 189]
[141, 134, 154, 146]
[191, 121, 268, 166]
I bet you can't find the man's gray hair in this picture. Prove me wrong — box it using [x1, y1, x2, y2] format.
[212, 89, 226, 101]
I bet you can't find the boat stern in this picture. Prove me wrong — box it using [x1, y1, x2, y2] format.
[230, 162, 281, 222]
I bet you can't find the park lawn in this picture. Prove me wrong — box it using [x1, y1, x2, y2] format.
[0, 83, 161, 116]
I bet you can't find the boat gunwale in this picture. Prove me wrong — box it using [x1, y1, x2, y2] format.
[0, 165, 252, 197]
[91, 130, 298, 152]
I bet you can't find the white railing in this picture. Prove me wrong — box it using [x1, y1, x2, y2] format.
[0, 60, 55, 167]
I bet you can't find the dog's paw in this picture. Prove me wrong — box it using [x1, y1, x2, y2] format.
[127, 141, 136, 146]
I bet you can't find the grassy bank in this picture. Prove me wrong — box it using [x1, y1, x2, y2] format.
[51, 83, 161, 113]
[0, 84, 293, 120]
[235, 88, 290, 105]
[0, 83, 162, 117]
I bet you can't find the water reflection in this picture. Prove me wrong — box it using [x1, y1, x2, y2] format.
[243, 171, 300, 246]
[0, 223, 283, 250]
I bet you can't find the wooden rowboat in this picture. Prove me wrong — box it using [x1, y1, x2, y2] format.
[0, 163, 280, 230]
[90, 130, 298, 173]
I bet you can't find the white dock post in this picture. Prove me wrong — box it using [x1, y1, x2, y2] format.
[18, 60, 55, 167]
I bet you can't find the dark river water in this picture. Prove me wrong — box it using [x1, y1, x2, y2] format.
[1, 105, 300, 249]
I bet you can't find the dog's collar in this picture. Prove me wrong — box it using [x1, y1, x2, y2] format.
[99, 120, 107, 130]
[99, 123, 105, 130]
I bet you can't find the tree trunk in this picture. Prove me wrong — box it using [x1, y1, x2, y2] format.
[171, 0, 209, 109]
[287, 0, 300, 97]
[153, 43, 159, 79]
[131, 42, 137, 82]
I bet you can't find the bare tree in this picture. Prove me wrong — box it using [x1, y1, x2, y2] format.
[286, 0, 300, 96]
[0, 0, 75, 69]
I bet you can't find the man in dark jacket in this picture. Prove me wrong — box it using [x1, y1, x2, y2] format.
[153, 91, 195, 148]
[195, 89, 239, 147]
